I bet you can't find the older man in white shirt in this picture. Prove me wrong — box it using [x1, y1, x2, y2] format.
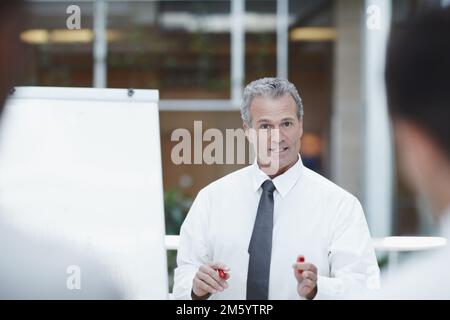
[173, 77, 379, 300]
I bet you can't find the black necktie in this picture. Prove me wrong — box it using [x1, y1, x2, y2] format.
[246, 179, 276, 300]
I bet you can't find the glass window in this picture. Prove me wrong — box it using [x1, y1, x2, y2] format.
[245, 0, 277, 85]
[288, 0, 335, 176]
[107, 1, 231, 99]
[19, 1, 93, 87]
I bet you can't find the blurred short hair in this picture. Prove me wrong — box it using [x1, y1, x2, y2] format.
[385, 8, 450, 159]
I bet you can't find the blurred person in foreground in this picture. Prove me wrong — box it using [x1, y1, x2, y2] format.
[0, 1, 120, 299]
[379, 7, 450, 299]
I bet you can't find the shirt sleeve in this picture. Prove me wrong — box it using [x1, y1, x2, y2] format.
[172, 189, 212, 300]
[314, 196, 380, 300]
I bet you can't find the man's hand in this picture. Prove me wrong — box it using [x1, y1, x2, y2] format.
[292, 259, 318, 300]
[192, 262, 230, 300]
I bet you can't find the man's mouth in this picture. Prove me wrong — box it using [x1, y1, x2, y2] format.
[269, 146, 289, 153]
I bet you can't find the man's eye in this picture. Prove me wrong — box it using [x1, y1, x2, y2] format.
[260, 124, 270, 129]
[283, 122, 292, 127]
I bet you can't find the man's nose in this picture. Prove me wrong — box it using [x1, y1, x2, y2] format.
[270, 128, 286, 142]
[269, 128, 284, 143]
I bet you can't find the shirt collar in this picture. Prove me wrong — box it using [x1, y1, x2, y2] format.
[251, 154, 304, 197]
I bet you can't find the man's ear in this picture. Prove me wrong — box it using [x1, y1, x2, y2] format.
[243, 121, 256, 145]
[243, 121, 250, 138]
[394, 118, 440, 191]
[395, 119, 427, 152]
[299, 117, 304, 138]
[396, 118, 446, 166]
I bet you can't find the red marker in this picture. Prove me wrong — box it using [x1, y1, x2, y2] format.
[218, 269, 227, 279]
[297, 255, 305, 274]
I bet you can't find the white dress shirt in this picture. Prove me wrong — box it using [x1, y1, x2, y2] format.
[173, 155, 379, 300]
[375, 206, 450, 299]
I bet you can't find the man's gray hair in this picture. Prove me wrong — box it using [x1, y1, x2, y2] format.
[240, 77, 304, 126]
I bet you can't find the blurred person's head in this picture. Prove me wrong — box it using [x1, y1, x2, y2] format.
[0, 1, 26, 114]
[241, 77, 304, 178]
[386, 8, 450, 217]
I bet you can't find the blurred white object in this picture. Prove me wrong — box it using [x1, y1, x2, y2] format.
[372, 236, 447, 251]
[372, 236, 447, 279]
[0, 86, 167, 299]
[165, 235, 180, 251]
[376, 211, 450, 299]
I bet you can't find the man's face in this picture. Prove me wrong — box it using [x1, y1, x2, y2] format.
[244, 94, 303, 176]
[393, 119, 447, 216]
